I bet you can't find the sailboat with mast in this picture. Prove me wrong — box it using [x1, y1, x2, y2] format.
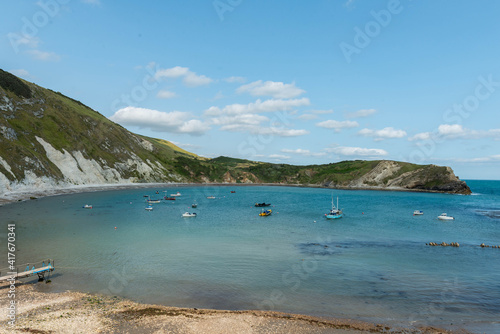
[325, 194, 343, 219]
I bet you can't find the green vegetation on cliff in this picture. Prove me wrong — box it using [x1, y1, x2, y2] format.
[0, 70, 471, 194]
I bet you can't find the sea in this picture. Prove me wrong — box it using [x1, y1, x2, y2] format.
[1, 181, 499, 332]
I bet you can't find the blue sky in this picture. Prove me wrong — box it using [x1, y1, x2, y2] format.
[2, 0, 500, 180]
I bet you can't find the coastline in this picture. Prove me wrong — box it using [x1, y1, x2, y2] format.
[0, 181, 467, 207]
[0, 282, 462, 334]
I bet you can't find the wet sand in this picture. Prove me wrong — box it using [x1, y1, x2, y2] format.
[0, 282, 464, 334]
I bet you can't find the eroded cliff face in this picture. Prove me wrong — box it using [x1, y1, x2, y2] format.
[325, 161, 471, 194]
[0, 79, 185, 195]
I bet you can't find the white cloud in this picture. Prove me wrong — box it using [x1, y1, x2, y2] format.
[27, 49, 61, 61]
[269, 154, 291, 160]
[183, 72, 213, 87]
[212, 91, 224, 100]
[345, 108, 376, 119]
[10, 69, 30, 78]
[155, 66, 189, 79]
[154, 66, 213, 87]
[170, 141, 200, 150]
[281, 148, 326, 157]
[237, 80, 305, 99]
[409, 124, 500, 142]
[316, 120, 359, 132]
[156, 90, 177, 99]
[212, 114, 269, 127]
[297, 114, 318, 120]
[204, 98, 309, 137]
[109, 106, 210, 136]
[326, 146, 388, 157]
[205, 98, 310, 116]
[358, 127, 407, 141]
[408, 132, 432, 141]
[437, 124, 465, 136]
[255, 128, 309, 137]
[7, 33, 39, 49]
[224, 76, 246, 83]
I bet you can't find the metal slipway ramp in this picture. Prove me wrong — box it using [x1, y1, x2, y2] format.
[0, 259, 55, 282]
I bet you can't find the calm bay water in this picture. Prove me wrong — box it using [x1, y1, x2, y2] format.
[1, 181, 500, 332]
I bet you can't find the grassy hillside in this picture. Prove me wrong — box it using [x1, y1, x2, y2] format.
[0, 69, 471, 194]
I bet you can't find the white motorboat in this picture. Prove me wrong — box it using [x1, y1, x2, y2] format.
[182, 212, 197, 217]
[438, 213, 454, 220]
[413, 210, 424, 215]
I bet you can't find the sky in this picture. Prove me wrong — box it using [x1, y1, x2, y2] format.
[1, 0, 500, 180]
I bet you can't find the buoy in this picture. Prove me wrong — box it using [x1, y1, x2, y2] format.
[114, 227, 117, 230]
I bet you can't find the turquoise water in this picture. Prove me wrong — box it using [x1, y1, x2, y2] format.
[1, 181, 500, 332]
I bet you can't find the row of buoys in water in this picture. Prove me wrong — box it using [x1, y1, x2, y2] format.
[427, 242, 500, 248]
[427, 242, 460, 247]
[480, 243, 500, 248]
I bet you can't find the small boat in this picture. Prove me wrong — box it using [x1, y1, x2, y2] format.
[145, 206, 153, 211]
[83, 204, 92, 209]
[182, 212, 197, 217]
[230, 191, 236, 193]
[438, 213, 454, 220]
[259, 209, 272, 216]
[147, 199, 161, 204]
[413, 210, 424, 216]
[207, 196, 216, 199]
[255, 202, 271, 207]
[325, 195, 343, 219]
[164, 196, 176, 201]
[170, 192, 181, 197]
[191, 203, 198, 208]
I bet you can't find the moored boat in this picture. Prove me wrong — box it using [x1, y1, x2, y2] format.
[147, 199, 161, 204]
[438, 213, 454, 220]
[413, 210, 424, 215]
[325, 195, 343, 219]
[83, 204, 92, 209]
[145, 206, 153, 211]
[207, 196, 216, 199]
[191, 203, 197, 208]
[259, 209, 272, 216]
[170, 192, 181, 197]
[164, 196, 176, 200]
[255, 202, 271, 207]
[182, 212, 197, 217]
